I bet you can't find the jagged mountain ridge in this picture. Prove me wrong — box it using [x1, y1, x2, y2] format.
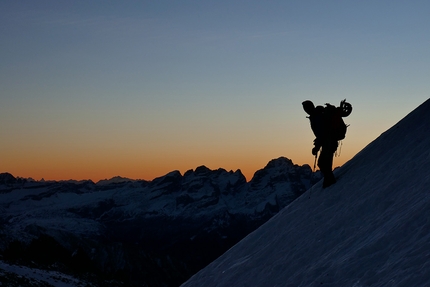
[0, 156, 320, 286]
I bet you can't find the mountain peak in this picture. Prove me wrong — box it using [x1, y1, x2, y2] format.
[0, 172, 16, 185]
[265, 156, 294, 168]
[96, 176, 133, 185]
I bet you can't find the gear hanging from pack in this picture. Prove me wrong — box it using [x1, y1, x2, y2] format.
[340, 99, 352, 117]
[335, 140, 343, 157]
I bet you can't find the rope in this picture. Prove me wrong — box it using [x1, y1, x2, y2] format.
[335, 140, 343, 157]
[313, 153, 318, 172]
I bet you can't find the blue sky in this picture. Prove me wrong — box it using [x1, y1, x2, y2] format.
[1, 1, 429, 181]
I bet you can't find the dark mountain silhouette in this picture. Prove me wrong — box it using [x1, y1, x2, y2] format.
[0, 157, 320, 286]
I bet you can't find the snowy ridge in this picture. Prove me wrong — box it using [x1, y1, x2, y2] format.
[181, 98, 430, 286]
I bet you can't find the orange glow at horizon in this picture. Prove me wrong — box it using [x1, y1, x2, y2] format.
[1, 111, 369, 183]
[3, 147, 354, 183]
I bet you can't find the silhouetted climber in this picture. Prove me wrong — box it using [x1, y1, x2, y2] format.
[302, 99, 352, 188]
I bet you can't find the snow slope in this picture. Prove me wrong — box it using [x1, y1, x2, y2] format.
[182, 98, 430, 287]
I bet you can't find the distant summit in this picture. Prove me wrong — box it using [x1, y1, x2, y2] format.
[96, 175, 139, 185]
[0, 172, 16, 185]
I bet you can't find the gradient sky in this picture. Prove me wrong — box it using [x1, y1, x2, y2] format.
[1, 1, 429, 182]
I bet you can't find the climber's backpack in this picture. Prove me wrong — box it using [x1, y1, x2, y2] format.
[306, 100, 352, 141]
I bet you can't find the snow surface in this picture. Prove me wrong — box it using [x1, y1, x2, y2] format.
[0, 260, 92, 286]
[182, 98, 430, 287]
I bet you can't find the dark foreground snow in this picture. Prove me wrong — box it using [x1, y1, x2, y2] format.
[182, 98, 430, 287]
[0, 260, 91, 287]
